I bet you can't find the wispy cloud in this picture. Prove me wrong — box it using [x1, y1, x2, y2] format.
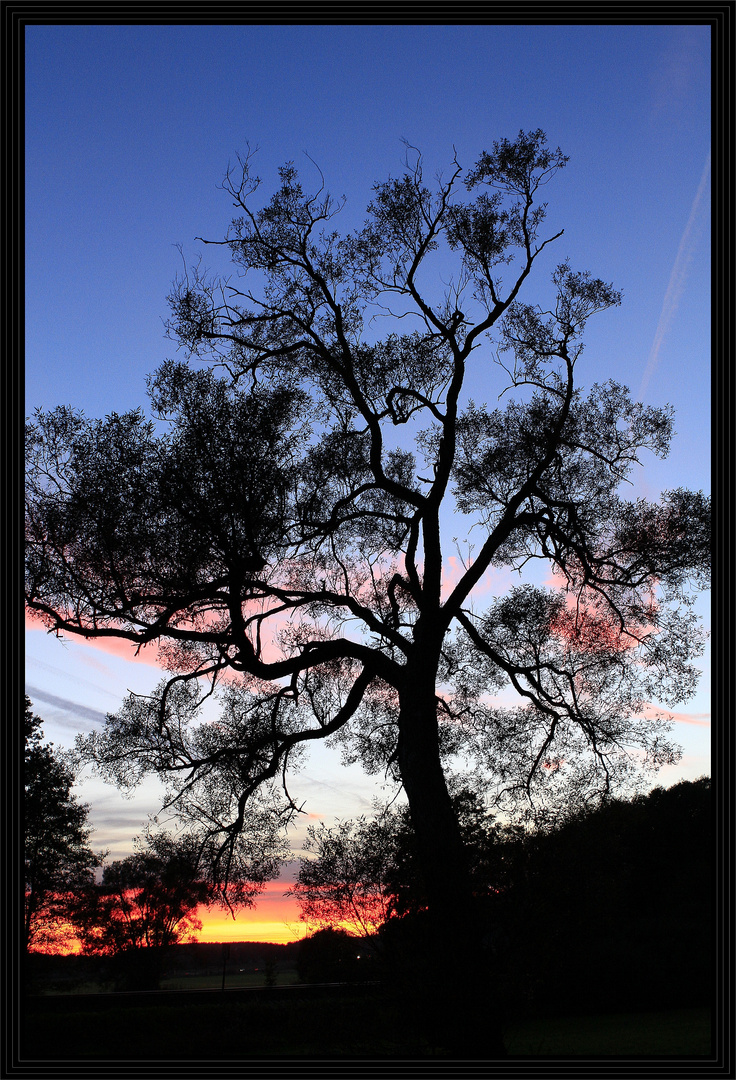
[640, 702, 710, 727]
[649, 26, 708, 129]
[639, 152, 710, 401]
[26, 654, 122, 700]
[25, 685, 107, 729]
[297, 772, 376, 812]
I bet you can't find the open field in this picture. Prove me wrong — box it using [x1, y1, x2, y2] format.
[32, 971, 301, 994]
[504, 1006, 712, 1056]
[161, 971, 300, 990]
[22, 990, 711, 1059]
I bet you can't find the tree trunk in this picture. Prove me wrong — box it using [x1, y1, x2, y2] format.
[396, 656, 507, 1059]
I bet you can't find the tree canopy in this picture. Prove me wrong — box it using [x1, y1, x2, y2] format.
[26, 130, 709, 1014]
[24, 696, 103, 953]
[72, 830, 218, 957]
[290, 787, 497, 938]
[65, 830, 231, 990]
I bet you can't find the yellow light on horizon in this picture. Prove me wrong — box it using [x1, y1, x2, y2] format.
[193, 887, 308, 944]
[194, 916, 307, 945]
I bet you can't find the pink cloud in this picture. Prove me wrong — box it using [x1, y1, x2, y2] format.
[25, 598, 327, 677]
[441, 555, 465, 594]
[542, 566, 568, 589]
[26, 608, 164, 667]
[440, 556, 511, 604]
[639, 703, 710, 727]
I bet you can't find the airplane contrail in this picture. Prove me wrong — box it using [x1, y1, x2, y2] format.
[639, 151, 710, 401]
[25, 684, 107, 727]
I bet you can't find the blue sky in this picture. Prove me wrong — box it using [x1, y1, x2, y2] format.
[25, 23, 711, 878]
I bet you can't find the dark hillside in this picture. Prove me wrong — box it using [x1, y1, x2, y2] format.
[490, 778, 712, 1016]
[25, 939, 302, 994]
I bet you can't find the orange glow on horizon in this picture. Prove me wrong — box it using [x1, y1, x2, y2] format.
[195, 881, 365, 944]
[30, 887, 310, 954]
[196, 882, 307, 945]
[28, 923, 83, 956]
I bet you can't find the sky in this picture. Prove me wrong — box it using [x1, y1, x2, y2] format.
[24, 23, 711, 944]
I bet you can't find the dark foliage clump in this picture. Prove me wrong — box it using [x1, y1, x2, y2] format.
[492, 777, 712, 1016]
[297, 926, 372, 984]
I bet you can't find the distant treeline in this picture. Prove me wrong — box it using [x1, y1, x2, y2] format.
[167, 939, 302, 973]
[27, 778, 712, 1018]
[26, 939, 302, 990]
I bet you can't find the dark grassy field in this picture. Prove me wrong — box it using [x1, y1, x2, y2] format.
[22, 989, 711, 1060]
[31, 970, 301, 994]
[503, 1006, 712, 1056]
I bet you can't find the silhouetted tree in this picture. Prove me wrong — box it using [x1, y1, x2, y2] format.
[24, 696, 103, 954]
[297, 926, 365, 984]
[71, 829, 239, 989]
[290, 787, 497, 937]
[290, 815, 398, 939]
[296, 776, 712, 1019]
[73, 831, 209, 951]
[26, 131, 710, 1054]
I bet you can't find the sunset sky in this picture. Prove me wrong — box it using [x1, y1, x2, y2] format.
[25, 23, 711, 944]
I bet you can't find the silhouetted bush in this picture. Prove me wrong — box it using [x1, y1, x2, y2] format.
[495, 778, 711, 1016]
[297, 927, 370, 984]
